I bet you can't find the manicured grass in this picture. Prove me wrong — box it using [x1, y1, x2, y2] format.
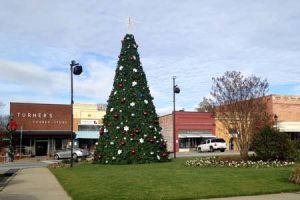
[50, 158, 300, 200]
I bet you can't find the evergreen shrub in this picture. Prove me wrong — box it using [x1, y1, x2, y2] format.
[251, 126, 299, 161]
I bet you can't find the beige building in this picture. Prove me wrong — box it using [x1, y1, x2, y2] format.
[73, 103, 106, 150]
[215, 94, 300, 151]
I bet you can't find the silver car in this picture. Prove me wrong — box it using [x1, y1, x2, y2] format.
[54, 148, 90, 160]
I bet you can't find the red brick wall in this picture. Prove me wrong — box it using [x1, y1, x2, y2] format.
[269, 95, 300, 122]
[159, 112, 215, 152]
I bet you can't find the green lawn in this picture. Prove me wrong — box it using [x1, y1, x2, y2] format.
[50, 158, 300, 200]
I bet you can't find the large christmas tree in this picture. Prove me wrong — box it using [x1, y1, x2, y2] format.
[94, 34, 169, 164]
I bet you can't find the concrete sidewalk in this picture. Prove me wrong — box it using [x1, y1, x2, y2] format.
[204, 192, 300, 200]
[0, 167, 71, 200]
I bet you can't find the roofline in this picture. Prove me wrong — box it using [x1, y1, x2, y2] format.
[159, 111, 214, 118]
[10, 102, 70, 106]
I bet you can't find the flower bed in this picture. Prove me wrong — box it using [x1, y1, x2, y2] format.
[185, 157, 295, 168]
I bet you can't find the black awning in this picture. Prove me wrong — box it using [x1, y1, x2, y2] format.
[12, 131, 74, 138]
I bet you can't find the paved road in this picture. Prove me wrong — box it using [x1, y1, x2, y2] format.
[172, 150, 243, 158]
[0, 160, 59, 170]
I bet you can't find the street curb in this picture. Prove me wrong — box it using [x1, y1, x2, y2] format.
[0, 168, 20, 192]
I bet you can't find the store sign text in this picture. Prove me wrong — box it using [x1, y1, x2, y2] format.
[16, 112, 68, 126]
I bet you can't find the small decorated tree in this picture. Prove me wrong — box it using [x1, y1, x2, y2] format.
[94, 34, 168, 164]
[6, 115, 17, 162]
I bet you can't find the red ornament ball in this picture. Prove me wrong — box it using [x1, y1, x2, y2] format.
[135, 128, 141, 134]
[149, 138, 155, 143]
[99, 128, 104, 135]
[129, 132, 135, 138]
[120, 140, 126, 146]
[162, 152, 167, 157]
[113, 112, 119, 118]
[131, 149, 136, 155]
[143, 112, 148, 116]
[118, 83, 124, 88]
[121, 131, 126, 136]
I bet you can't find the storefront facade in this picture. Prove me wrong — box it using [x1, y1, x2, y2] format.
[216, 94, 300, 151]
[267, 95, 300, 143]
[10, 102, 71, 156]
[159, 112, 215, 152]
[73, 103, 106, 151]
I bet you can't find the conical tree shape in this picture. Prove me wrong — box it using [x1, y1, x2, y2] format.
[94, 34, 169, 164]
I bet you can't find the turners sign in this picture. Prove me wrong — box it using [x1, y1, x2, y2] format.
[10, 102, 71, 131]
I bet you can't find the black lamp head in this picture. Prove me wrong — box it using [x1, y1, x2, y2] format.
[174, 85, 180, 94]
[73, 65, 82, 75]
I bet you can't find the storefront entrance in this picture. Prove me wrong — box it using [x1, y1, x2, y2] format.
[35, 141, 48, 156]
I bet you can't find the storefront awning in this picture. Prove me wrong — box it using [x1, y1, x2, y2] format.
[278, 122, 300, 132]
[178, 130, 215, 138]
[75, 131, 99, 139]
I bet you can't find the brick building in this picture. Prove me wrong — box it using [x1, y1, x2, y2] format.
[10, 102, 71, 156]
[216, 94, 300, 151]
[266, 94, 300, 141]
[159, 111, 215, 152]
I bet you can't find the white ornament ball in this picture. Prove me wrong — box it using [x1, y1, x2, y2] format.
[119, 66, 123, 70]
[144, 100, 148, 104]
[124, 126, 129, 131]
[133, 68, 137, 72]
[139, 138, 144, 143]
[118, 150, 122, 155]
[130, 102, 135, 107]
[110, 108, 114, 112]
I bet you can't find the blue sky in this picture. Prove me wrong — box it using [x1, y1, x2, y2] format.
[1, 0, 300, 115]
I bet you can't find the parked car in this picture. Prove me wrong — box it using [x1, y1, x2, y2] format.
[54, 148, 90, 160]
[197, 138, 227, 153]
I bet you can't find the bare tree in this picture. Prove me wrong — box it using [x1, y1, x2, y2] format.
[210, 71, 270, 160]
[0, 102, 8, 132]
[196, 97, 214, 112]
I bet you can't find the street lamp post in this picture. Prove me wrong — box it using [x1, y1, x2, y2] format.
[173, 76, 180, 158]
[70, 60, 82, 167]
[20, 125, 23, 159]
